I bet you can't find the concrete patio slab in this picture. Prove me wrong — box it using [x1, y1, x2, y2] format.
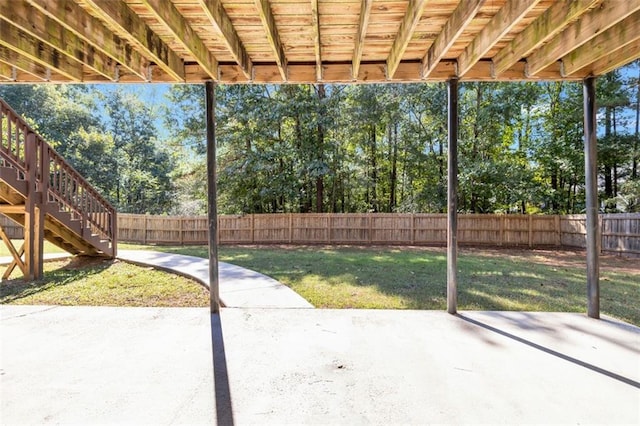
[1, 305, 638, 425]
[117, 250, 313, 309]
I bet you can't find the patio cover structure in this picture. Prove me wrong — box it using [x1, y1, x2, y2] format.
[2, 0, 640, 317]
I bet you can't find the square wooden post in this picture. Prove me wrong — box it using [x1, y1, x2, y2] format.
[447, 78, 459, 314]
[206, 81, 220, 314]
[583, 77, 600, 319]
[24, 133, 44, 280]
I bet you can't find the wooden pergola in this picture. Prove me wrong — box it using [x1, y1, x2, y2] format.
[2, 0, 639, 317]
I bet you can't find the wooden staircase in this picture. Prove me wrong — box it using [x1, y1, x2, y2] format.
[0, 99, 116, 280]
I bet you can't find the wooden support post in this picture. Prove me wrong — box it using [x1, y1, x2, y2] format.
[583, 77, 600, 319]
[447, 78, 459, 315]
[206, 81, 220, 314]
[24, 133, 43, 280]
[528, 215, 533, 247]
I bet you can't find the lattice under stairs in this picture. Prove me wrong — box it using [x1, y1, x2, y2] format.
[0, 98, 116, 280]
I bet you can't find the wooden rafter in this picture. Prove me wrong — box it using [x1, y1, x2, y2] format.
[526, 0, 640, 76]
[0, 60, 13, 80]
[139, 0, 218, 80]
[0, 20, 83, 81]
[352, 0, 373, 80]
[311, 0, 322, 81]
[387, 0, 428, 79]
[422, 0, 485, 78]
[582, 38, 640, 76]
[492, 0, 600, 77]
[0, 1, 117, 81]
[562, 11, 640, 76]
[27, 0, 147, 80]
[254, 0, 287, 81]
[457, 0, 541, 77]
[82, 0, 185, 81]
[196, 0, 252, 79]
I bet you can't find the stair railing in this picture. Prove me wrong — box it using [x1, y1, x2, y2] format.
[1, 98, 116, 256]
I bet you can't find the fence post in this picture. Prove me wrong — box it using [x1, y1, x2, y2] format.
[180, 216, 184, 245]
[411, 213, 415, 245]
[289, 213, 293, 243]
[142, 214, 147, 245]
[499, 215, 505, 246]
[528, 215, 533, 247]
[368, 213, 373, 245]
[555, 215, 561, 246]
[327, 214, 331, 243]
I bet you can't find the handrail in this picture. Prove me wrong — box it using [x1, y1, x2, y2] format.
[0, 98, 116, 252]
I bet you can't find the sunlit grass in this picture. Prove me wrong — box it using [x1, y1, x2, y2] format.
[121, 243, 640, 325]
[0, 256, 208, 307]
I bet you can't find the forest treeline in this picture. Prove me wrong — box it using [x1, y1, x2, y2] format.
[1, 61, 638, 215]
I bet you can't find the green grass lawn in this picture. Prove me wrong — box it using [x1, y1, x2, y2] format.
[0, 256, 208, 307]
[121, 243, 640, 326]
[1, 240, 638, 326]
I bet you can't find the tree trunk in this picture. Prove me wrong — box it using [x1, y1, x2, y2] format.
[389, 122, 398, 212]
[370, 124, 378, 212]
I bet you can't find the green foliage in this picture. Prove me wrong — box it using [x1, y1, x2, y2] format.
[0, 85, 175, 214]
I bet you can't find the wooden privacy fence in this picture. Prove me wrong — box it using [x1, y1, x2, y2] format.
[2, 212, 638, 255]
[113, 213, 639, 255]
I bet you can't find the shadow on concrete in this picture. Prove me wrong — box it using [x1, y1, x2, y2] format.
[457, 313, 640, 389]
[211, 313, 234, 426]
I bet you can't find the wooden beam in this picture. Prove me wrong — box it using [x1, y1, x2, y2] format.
[311, 0, 322, 81]
[386, 0, 428, 79]
[457, 0, 541, 77]
[422, 0, 485, 78]
[562, 11, 640, 76]
[139, 0, 217, 80]
[0, 1, 117, 81]
[352, 0, 373, 80]
[583, 38, 640, 76]
[0, 205, 25, 214]
[526, 0, 640, 76]
[0, 60, 13, 80]
[492, 0, 600, 77]
[254, 0, 287, 81]
[0, 19, 83, 81]
[82, 0, 185, 81]
[27, 0, 148, 80]
[196, 0, 252, 79]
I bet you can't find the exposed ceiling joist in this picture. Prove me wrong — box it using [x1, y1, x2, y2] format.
[82, 0, 185, 81]
[421, 0, 485, 79]
[526, 0, 640, 76]
[492, 0, 601, 77]
[562, 11, 640, 76]
[583, 38, 640, 76]
[387, 0, 429, 79]
[255, 0, 287, 81]
[457, 0, 541, 77]
[352, 0, 373, 80]
[26, 0, 148, 80]
[311, 0, 322, 81]
[196, 0, 252, 79]
[0, 46, 50, 81]
[0, 1, 117, 81]
[0, 61, 14, 81]
[0, 19, 83, 81]
[139, 0, 218, 81]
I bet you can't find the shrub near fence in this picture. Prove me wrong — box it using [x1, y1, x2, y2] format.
[1, 212, 638, 256]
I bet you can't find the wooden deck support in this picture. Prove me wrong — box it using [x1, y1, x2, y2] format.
[447, 78, 459, 314]
[583, 77, 600, 319]
[206, 81, 220, 313]
[24, 133, 44, 280]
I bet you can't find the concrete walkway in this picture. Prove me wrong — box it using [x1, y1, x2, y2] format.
[117, 249, 313, 309]
[1, 306, 638, 424]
